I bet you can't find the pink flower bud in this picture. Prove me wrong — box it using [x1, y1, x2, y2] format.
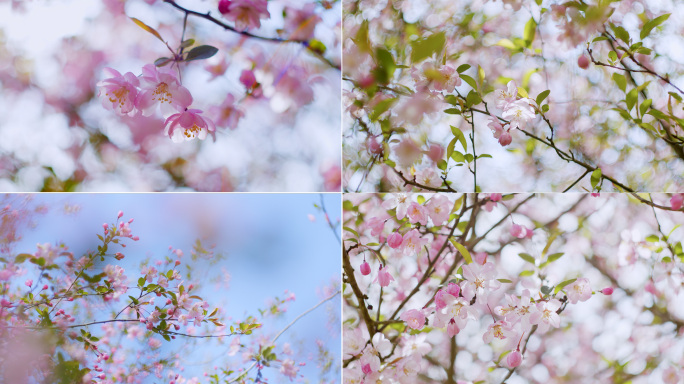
[132, 236, 140, 241]
[115, 253, 125, 260]
[117, 211, 123, 219]
[578, 54, 590, 69]
[175, 260, 181, 266]
[366, 137, 383, 155]
[498, 131, 512, 146]
[601, 287, 614, 295]
[42, 284, 48, 290]
[218, 0, 231, 14]
[387, 232, 403, 248]
[426, 144, 445, 163]
[489, 193, 502, 202]
[239, 70, 257, 90]
[359, 261, 371, 276]
[507, 350, 523, 368]
[102, 223, 108, 230]
[671, 194, 684, 210]
[25, 279, 33, 288]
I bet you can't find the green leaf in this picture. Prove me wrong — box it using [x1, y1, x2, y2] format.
[466, 90, 482, 106]
[639, 99, 652, 116]
[612, 73, 627, 92]
[444, 108, 461, 115]
[180, 39, 195, 48]
[641, 13, 670, 40]
[518, 253, 536, 264]
[523, 17, 536, 46]
[154, 57, 172, 67]
[477, 65, 485, 85]
[608, 51, 618, 63]
[343, 226, 359, 238]
[547, 252, 564, 262]
[590, 168, 602, 190]
[496, 39, 517, 50]
[497, 278, 513, 283]
[625, 88, 638, 111]
[456, 64, 471, 73]
[15, 253, 33, 263]
[450, 126, 467, 151]
[130, 17, 165, 42]
[370, 98, 398, 121]
[554, 278, 577, 294]
[536, 90, 550, 105]
[184, 45, 219, 62]
[645, 234, 660, 242]
[460, 74, 477, 90]
[353, 20, 371, 53]
[410, 32, 446, 63]
[612, 25, 630, 44]
[449, 239, 472, 264]
[519, 270, 535, 277]
[417, 195, 425, 204]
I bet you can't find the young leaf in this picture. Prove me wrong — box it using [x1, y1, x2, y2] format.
[590, 168, 602, 190]
[449, 239, 473, 264]
[185, 45, 219, 62]
[130, 18, 165, 42]
[612, 73, 627, 92]
[523, 17, 536, 46]
[536, 90, 550, 105]
[410, 32, 446, 63]
[518, 253, 536, 264]
[640, 13, 670, 40]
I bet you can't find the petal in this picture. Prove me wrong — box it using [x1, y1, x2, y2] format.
[172, 85, 193, 109]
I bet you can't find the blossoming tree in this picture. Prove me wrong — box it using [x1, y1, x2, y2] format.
[343, 0, 684, 192]
[343, 192, 683, 383]
[0, 194, 341, 383]
[0, 0, 341, 191]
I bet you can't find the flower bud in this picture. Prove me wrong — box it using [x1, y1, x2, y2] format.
[600, 287, 614, 295]
[387, 232, 403, 248]
[359, 261, 371, 276]
[507, 350, 523, 368]
[218, 0, 231, 14]
[578, 54, 590, 69]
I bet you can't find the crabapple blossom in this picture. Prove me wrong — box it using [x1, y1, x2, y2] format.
[502, 99, 536, 130]
[671, 194, 683, 210]
[425, 194, 451, 225]
[375, 265, 394, 287]
[567, 278, 592, 304]
[460, 261, 500, 301]
[400, 309, 426, 330]
[135, 64, 193, 116]
[97, 68, 140, 116]
[219, 0, 270, 31]
[406, 201, 428, 225]
[600, 287, 614, 295]
[164, 107, 217, 143]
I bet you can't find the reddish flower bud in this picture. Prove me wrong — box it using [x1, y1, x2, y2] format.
[117, 211, 123, 219]
[601, 287, 614, 295]
[359, 261, 371, 276]
[578, 54, 590, 69]
[218, 0, 231, 14]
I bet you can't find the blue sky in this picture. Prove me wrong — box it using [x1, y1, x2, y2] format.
[11, 193, 341, 383]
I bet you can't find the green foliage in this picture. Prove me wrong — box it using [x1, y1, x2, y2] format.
[410, 32, 446, 63]
[640, 13, 670, 40]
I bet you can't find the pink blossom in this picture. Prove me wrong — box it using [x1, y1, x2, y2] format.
[566, 277, 592, 304]
[219, 0, 270, 31]
[210, 94, 244, 130]
[387, 232, 403, 248]
[382, 193, 410, 220]
[426, 144, 445, 163]
[600, 287, 614, 295]
[510, 223, 533, 239]
[483, 320, 515, 343]
[135, 64, 193, 116]
[284, 4, 321, 40]
[239, 69, 258, 90]
[415, 167, 442, 189]
[530, 299, 561, 332]
[447, 320, 460, 337]
[97, 67, 140, 116]
[506, 350, 523, 368]
[24, 279, 33, 288]
[164, 107, 216, 143]
[400, 309, 426, 330]
[426, 195, 451, 225]
[461, 261, 500, 301]
[280, 359, 298, 381]
[502, 99, 536, 130]
[406, 202, 428, 226]
[435, 283, 460, 310]
[401, 229, 428, 256]
[670, 194, 683, 210]
[359, 261, 371, 276]
[496, 80, 518, 109]
[374, 265, 394, 287]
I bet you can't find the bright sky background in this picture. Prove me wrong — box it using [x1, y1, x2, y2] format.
[12, 193, 341, 383]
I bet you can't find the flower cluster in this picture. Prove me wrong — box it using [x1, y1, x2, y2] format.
[97, 64, 231, 143]
[489, 80, 536, 147]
